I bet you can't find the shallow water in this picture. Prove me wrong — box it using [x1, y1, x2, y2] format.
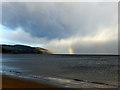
[2, 54, 119, 88]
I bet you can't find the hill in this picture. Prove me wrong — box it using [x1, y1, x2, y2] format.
[0, 44, 53, 54]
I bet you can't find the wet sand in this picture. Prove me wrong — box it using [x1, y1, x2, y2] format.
[2, 74, 61, 88]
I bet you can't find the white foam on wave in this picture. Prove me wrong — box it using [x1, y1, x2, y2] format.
[46, 77, 72, 83]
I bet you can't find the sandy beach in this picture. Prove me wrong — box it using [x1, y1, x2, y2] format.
[2, 74, 61, 88]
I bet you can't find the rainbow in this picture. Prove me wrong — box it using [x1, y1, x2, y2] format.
[69, 47, 74, 54]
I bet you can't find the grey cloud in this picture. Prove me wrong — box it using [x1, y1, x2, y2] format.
[2, 2, 117, 39]
[72, 41, 118, 54]
[2, 2, 72, 39]
[46, 38, 118, 54]
[2, 28, 118, 54]
[2, 2, 118, 54]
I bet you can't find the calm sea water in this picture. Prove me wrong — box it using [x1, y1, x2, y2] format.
[2, 54, 119, 88]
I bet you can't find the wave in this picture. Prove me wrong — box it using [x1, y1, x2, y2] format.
[2, 69, 118, 88]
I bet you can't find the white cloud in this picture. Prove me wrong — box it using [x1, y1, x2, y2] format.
[45, 27, 118, 54]
[2, 26, 118, 54]
[1, 28, 47, 47]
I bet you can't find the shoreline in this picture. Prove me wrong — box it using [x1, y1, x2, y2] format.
[2, 74, 62, 88]
[2, 73, 118, 88]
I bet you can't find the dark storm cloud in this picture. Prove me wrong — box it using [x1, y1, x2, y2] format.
[2, 2, 117, 39]
[2, 2, 73, 39]
[2, 2, 118, 54]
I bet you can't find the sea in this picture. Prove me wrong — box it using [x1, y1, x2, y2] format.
[1, 54, 119, 88]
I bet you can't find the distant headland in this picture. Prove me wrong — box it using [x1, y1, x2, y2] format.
[0, 44, 53, 54]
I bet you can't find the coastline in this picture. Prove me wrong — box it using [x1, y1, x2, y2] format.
[2, 74, 62, 88]
[2, 54, 118, 88]
[2, 73, 118, 88]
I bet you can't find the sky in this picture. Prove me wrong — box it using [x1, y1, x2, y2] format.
[1, 2, 118, 54]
